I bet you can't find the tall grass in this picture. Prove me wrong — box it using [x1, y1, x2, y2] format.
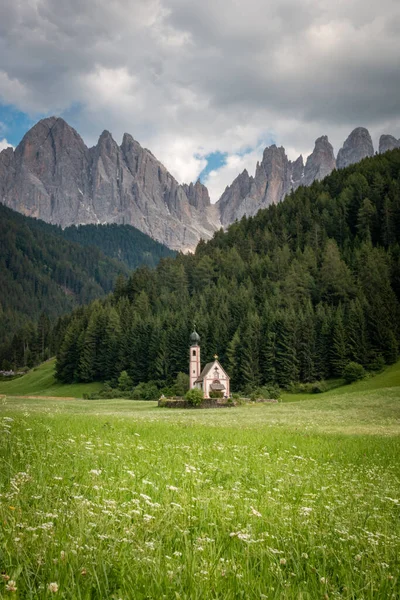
[0, 385, 399, 598]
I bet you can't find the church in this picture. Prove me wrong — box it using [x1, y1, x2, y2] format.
[189, 329, 230, 398]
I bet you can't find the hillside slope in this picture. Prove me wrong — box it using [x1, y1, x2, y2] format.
[54, 150, 400, 389]
[60, 223, 175, 270]
[0, 204, 130, 364]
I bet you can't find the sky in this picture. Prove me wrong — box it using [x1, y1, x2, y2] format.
[1, 0, 400, 201]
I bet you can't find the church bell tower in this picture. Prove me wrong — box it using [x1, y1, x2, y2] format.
[189, 328, 201, 389]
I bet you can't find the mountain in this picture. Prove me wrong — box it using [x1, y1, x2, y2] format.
[336, 127, 374, 169]
[1, 118, 399, 247]
[302, 136, 336, 186]
[0, 117, 219, 252]
[54, 149, 400, 389]
[0, 204, 172, 366]
[217, 127, 384, 226]
[217, 135, 337, 225]
[380, 134, 400, 154]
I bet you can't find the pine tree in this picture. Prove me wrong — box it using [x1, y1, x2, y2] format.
[330, 308, 348, 376]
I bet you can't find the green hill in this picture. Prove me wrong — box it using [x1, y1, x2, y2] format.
[0, 359, 102, 398]
[0, 204, 175, 370]
[54, 149, 400, 390]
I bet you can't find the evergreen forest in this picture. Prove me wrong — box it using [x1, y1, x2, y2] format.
[4, 150, 400, 390]
[61, 223, 175, 270]
[55, 150, 400, 392]
[0, 206, 172, 369]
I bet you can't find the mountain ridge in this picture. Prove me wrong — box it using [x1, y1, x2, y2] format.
[1, 118, 399, 250]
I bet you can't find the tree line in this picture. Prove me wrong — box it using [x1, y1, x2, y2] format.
[54, 150, 400, 391]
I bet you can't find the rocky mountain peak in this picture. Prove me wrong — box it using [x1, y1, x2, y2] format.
[337, 127, 374, 169]
[303, 135, 336, 186]
[379, 134, 400, 154]
[182, 180, 211, 211]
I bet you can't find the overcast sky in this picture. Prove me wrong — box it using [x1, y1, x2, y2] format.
[1, 0, 400, 200]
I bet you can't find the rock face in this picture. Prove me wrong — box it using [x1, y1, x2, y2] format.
[182, 180, 211, 211]
[2, 119, 399, 246]
[336, 127, 374, 169]
[379, 134, 400, 154]
[217, 137, 336, 226]
[0, 117, 219, 251]
[303, 136, 336, 187]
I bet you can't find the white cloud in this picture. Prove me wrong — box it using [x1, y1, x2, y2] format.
[0, 138, 13, 152]
[0, 0, 400, 199]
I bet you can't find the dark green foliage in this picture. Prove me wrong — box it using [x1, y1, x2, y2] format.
[118, 370, 133, 391]
[53, 150, 400, 390]
[0, 205, 174, 369]
[209, 390, 223, 399]
[185, 388, 204, 406]
[343, 362, 366, 384]
[61, 223, 175, 270]
[173, 372, 190, 396]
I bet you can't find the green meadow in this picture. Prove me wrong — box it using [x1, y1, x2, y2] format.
[0, 360, 102, 398]
[0, 364, 400, 598]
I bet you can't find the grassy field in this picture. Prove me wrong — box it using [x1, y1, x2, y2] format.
[0, 367, 399, 598]
[0, 360, 102, 398]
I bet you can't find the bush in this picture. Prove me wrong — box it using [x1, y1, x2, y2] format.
[209, 390, 223, 399]
[185, 388, 203, 406]
[249, 385, 281, 401]
[118, 370, 133, 391]
[343, 362, 366, 384]
[311, 381, 329, 394]
[173, 372, 190, 396]
[131, 381, 160, 400]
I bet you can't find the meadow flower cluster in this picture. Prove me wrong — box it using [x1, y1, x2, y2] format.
[0, 399, 399, 598]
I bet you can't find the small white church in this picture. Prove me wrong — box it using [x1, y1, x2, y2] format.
[189, 329, 230, 398]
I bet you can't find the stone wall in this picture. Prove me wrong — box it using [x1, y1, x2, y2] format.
[158, 397, 235, 409]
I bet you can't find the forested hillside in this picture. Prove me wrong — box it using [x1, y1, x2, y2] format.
[0, 205, 130, 367]
[38, 151, 400, 388]
[60, 223, 175, 270]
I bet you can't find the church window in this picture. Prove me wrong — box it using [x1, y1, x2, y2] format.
[192, 350, 196, 356]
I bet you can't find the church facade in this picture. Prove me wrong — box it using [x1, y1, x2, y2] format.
[189, 329, 230, 398]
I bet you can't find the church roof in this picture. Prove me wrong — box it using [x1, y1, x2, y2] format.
[194, 362, 214, 383]
[194, 360, 230, 383]
[210, 382, 226, 391]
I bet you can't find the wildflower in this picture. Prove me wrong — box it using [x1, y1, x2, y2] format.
[320, 577, 327, 584]
[48, 582, 59, 593]
[60, 551, 66, 560]
[250, 506, 262, 517]
[301, 553, 309, 559]
[89, 469, 101, 476]
[5, 580, 17, 592]
[143, 514, 154, 521]
[1, 574, 10, 581]
[300, 507, 312, 515]
[355, 554, 361, 561]
[81, 569, 87, 576]
[167, 485, 179, 491]
[280, 558, 287, 565]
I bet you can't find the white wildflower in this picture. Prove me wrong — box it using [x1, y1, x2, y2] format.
[250, 506, 262, 517]
[5, 580, 17, 592]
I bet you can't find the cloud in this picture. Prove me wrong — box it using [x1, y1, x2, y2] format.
[0, 138, 13, 152]
[0, 0, 400, 200]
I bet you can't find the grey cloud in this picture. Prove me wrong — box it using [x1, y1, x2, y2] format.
[0, 0, 399, 191]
